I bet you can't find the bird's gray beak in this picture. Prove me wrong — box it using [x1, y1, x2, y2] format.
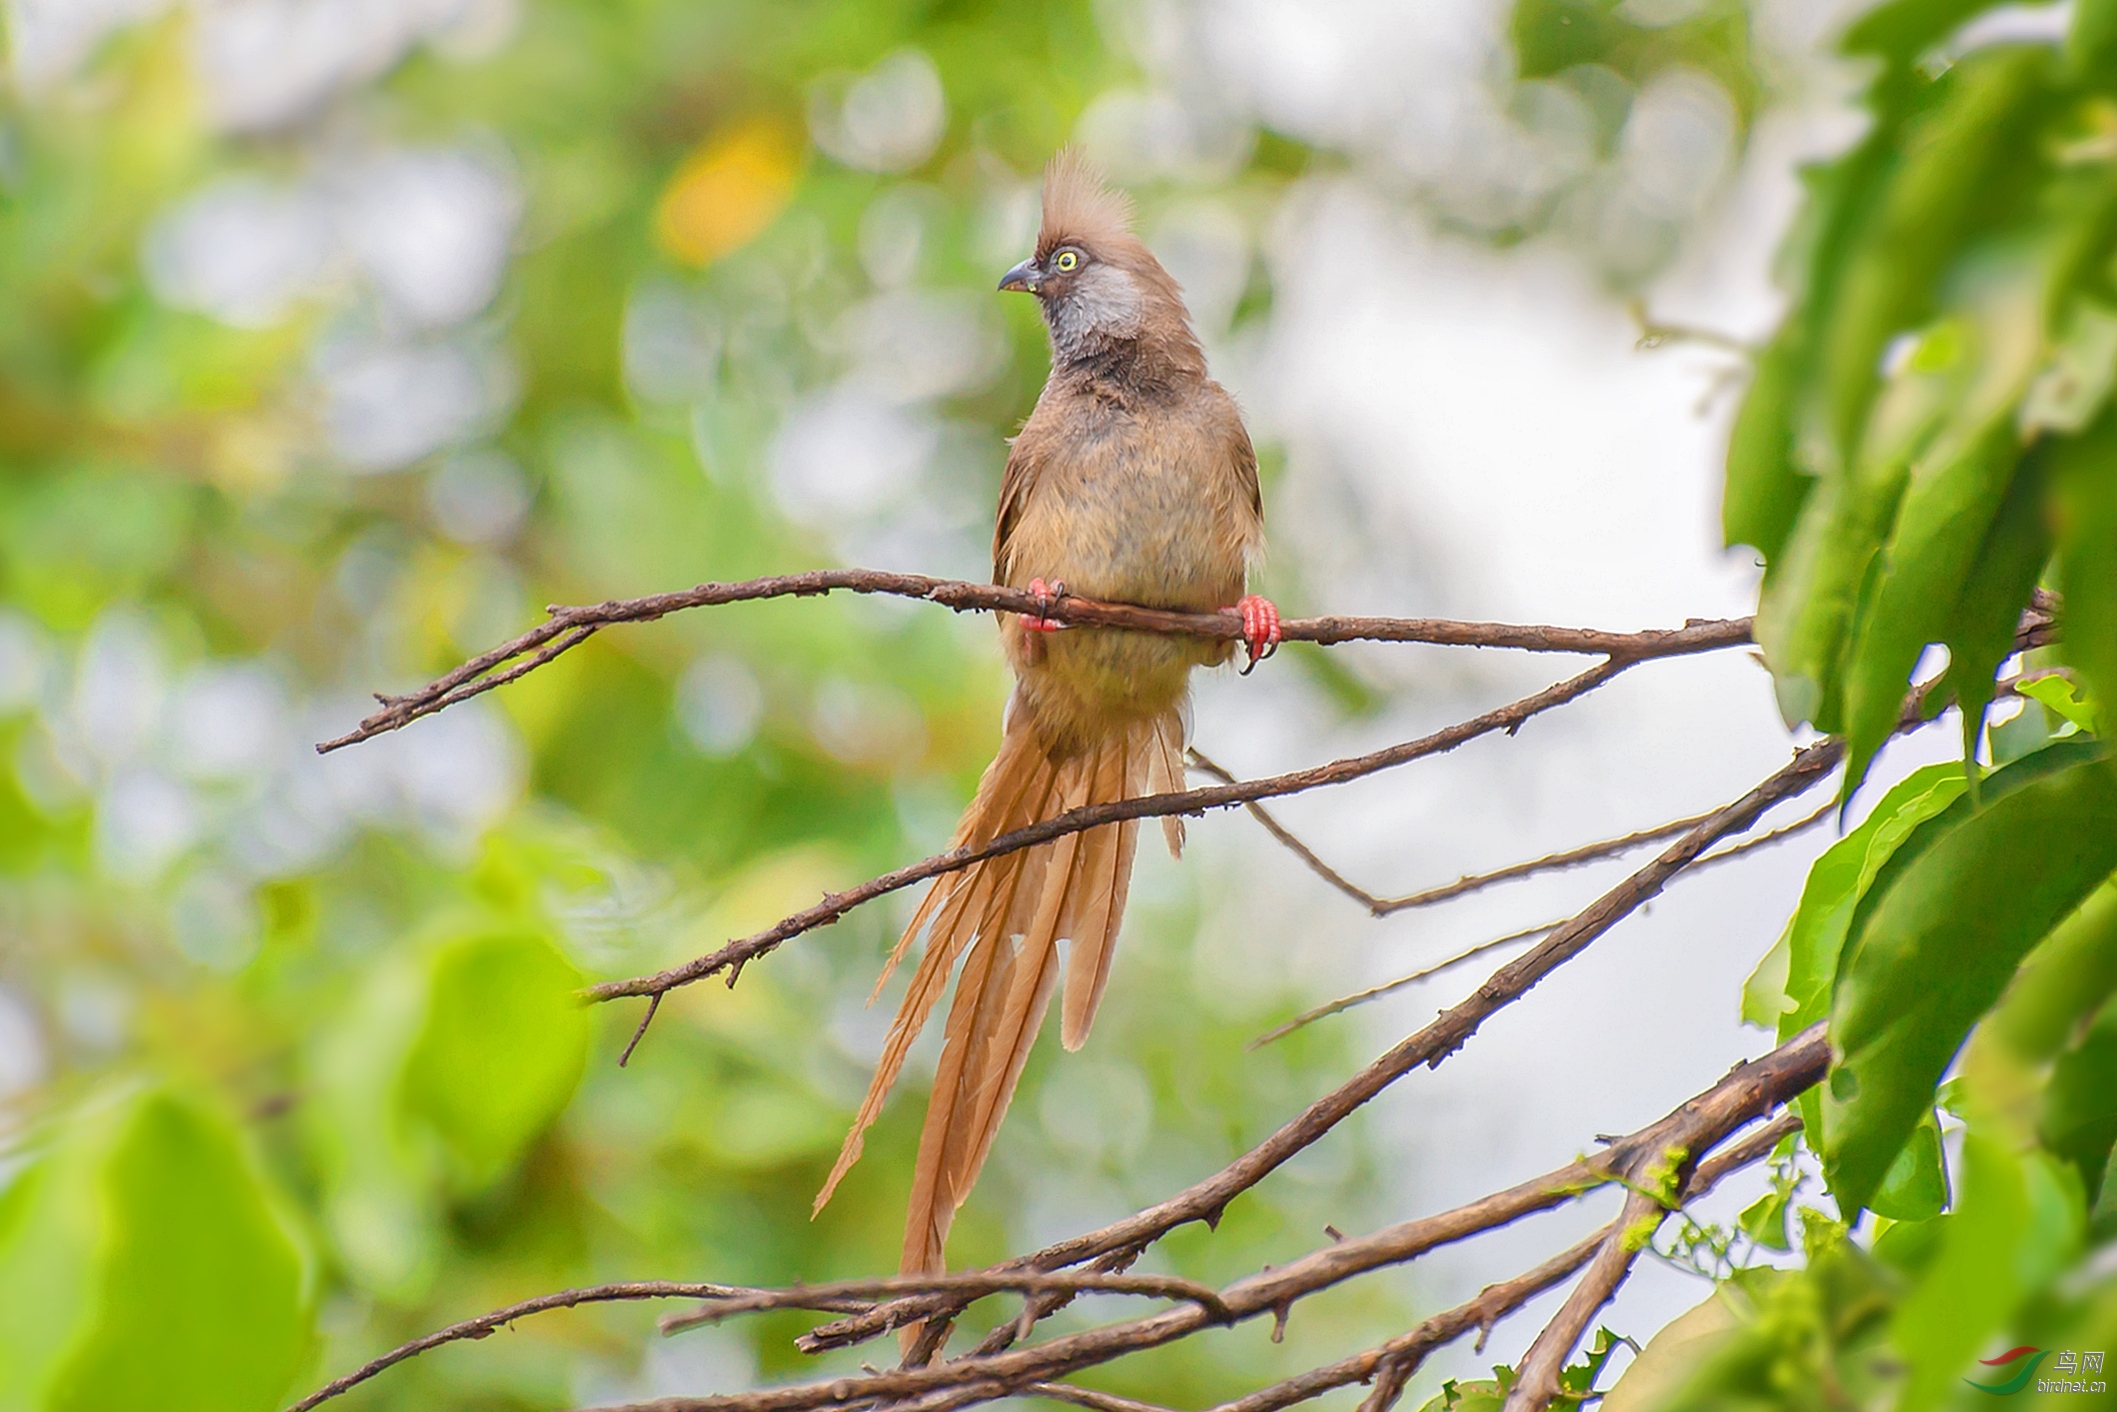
[998, 258, 1040, 294]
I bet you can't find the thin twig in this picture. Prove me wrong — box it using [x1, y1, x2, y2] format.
[958, 1246, 1144, 1361]
[1247, 794, 1837, 1050]
[316, 568, 1754, 752]
[1028, 1384, 1182, 1412]
[1364, 813, 1714, 916]
[284, 1282, 805, 1412]
[1248, 922, 1559, 1049]
[659, 1271, 1235, 1336]
[1185, 748, 1379, 908]
[1190, 745, 1717, 918]
[1689, 796, 1834, 868]
[1691, 1111, 1800, 1190]
[618, 992, 662, 1067]
[1192, 763, 1839, 922]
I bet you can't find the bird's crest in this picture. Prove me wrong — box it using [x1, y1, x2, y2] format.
[1036, 149, 1135, 258]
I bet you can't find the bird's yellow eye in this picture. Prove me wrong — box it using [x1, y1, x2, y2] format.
[1053, 249, 1080, 272]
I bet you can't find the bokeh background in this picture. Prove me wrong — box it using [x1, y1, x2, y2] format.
[0, 0, 2003, 1406]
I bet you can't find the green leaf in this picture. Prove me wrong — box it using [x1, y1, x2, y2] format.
[1988, 875, 2117, 1060]
[2043, 993, 2117, 1197]
[1725, 131, 1914, 564]
[1872, 1212, 1946, 1275]
[1603, 1252, 1899, 1412]
[2073, 0, 2117, 74]
[1825, 742, 2117, 1214]
[1744, 763, 1962, 1193]
[1752, 376, 1930, 731]
[305, 944, 442, 1300]
[1558, 1326, 1630, 1395]
[398, 927, 590, 1191]
[1738, 1188, 1794, 1251]
[1723, 336, 1813, 560]
[1772, 762, 1967, 1046]
[0, 1085, 314, 1412]
[1510, 0, 1761, 127]
[1841, 0, 2005, 62]
[1815, 47, 2050, 467]
[1600, 1275, 1766, 1412]
[1838, 419, 2025, 800]
[1889, 1133, 2031, 1412]
[2053, 404, 2117, 728]
[2020, 673, 2104, 734]
[1416, 1374, 1510, 1412]
[2093, 1147, 2117, 1240]
[1836, 246, 2048, 797]
[1990, 695, 2059, 763]
[1869, 1108, 1949, 1221]
[1941, 444, 2055, 761]
[2019, 298, 2117, 436]
[1740, 922, 1794, 1030]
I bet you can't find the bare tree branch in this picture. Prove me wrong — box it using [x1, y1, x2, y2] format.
[1247, 794, 1837, 1049]
[1027, 1383, 1184, 1412]
[1347, 1107, 1803, 1412]
[600, 1029, 1825, 1412]
[1185, 748, 1382, 911]
[799, 737, 1842, 1356]
[1503, 1189, 1665, 1412]
[284, 1282, 814, 1412]
[658, 1271, 1237, 1337]
[316, 568, 1754, 753]
[282, 576, 2060, 1412]
[1238, 1226, 1613, 1412]
[1688, 797, 1834, 867]
[287, 1021, 1821, 1412]
[585, 658, 1632, 1010]
[1188, 747, 1720, 918]
[1248, 921, 1559, 1050]
[290, 1106, 1809, 1412]
[1493, 1110, 1805, 1412]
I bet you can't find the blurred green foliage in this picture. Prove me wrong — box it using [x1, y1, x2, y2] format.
[0, 3, 1391, 1409]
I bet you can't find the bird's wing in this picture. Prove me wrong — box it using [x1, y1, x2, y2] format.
[993, 398, 1062, 584]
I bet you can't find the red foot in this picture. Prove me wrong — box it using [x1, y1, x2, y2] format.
[1021, 578, 1068, 633]
[1231, 594, 1281, 673]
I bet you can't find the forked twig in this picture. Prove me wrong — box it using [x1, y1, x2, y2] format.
[1247, 793, 1838, 1049]
[1187, 749, 1717, 917]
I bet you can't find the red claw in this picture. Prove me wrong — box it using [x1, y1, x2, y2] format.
[1232, 594, 1281, 672]
[1022, 578, 1067, 633]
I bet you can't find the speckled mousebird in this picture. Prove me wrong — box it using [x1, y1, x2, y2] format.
[813, 151, 1280, 1318]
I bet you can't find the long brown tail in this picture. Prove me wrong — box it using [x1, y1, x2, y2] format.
[812, 702, 1184, 1296]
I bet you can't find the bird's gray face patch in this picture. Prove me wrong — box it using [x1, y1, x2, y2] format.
[1045, 262, 1144, 360]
